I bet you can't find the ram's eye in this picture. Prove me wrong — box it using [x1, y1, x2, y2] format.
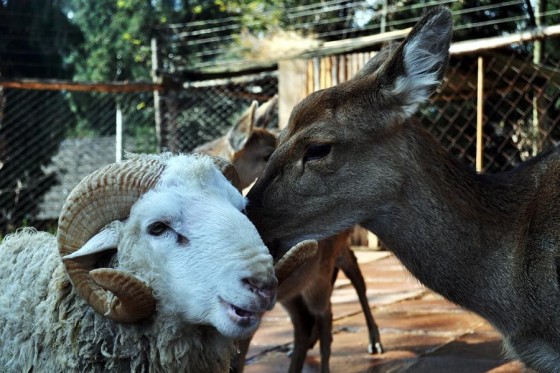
[147, 221, 168, 236]
[304, 144, 332, 162]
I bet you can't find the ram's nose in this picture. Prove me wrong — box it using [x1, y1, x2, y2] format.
[242, 276, 278, 310]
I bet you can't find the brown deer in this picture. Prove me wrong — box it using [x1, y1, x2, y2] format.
[195, 96, 383, 372]
[246, 7, 560, 372]
[193, 95, 278, 190]
[277, 232, 383, 373]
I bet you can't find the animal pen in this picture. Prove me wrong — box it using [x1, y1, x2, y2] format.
[1, 29, 560, 234]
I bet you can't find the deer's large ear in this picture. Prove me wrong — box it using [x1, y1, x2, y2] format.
[228, 101, 258, 151]
[353, 43, 398, 79]
[254, 94, 278, 129]
[368, 7, 452, 118]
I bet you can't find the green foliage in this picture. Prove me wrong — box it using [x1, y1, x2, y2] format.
[220, 0, 284, 32]
[450, 0, 528, 41]
[0, 0, 82, 79]
[539, 0, 560, 59]
[63, 0, 155, 82]
[0, 0, 79, 234]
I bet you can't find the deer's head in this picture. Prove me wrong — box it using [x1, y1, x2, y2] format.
[194, 95, 278, 189]
[247, 7, 452, 248]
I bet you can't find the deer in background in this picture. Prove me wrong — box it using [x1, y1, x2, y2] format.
[193, 95, 279, 190]
[246, 6, 560, 372]
[195, 95, 383, 373]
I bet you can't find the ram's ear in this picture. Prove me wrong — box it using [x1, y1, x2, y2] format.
[63, 224, 119, 260]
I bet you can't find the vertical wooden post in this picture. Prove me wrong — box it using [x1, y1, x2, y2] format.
[380, 0, 387, 33]
[313, 57, 321, 92]
[324, 56, 332, 88]
[151, 37, 163, 152]
[320, 57, 327, 89]
[116, 103, 123, 162]
[338, 55, 346, 83]
[278, 59, 308, 129]
[476, 56, 484, 172]
[331, 56, 338, 86]
[532, 0, 543, 155]
[307, 60, 314, 95]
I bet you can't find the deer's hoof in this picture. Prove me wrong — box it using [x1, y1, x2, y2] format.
[368, 342, 384, 355]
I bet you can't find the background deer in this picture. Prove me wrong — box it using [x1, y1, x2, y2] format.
[193, 95, 278, 190]
[246, 7, 560, 372]
[195, 96, 383, 372]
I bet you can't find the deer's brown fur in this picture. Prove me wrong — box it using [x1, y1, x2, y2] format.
[193, 96, 278, 189]
[247, 7, 560, 372]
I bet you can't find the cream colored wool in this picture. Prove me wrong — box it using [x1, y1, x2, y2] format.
[0, 229, 233, 372]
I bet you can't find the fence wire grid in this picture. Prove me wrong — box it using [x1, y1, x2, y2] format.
[422, 49, 560, 173]
[159, 72, 279, 153]
[1, 41, 560, 234]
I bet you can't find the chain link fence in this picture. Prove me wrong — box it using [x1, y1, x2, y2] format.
[0, 75, 279, 234]
[159, 72, 279, 153]
[421, 49, 560, 173]
[0, 88, 156, 233]
[1, 40, 560, 235]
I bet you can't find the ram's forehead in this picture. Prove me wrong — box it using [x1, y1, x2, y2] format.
[158, 154, 246, 210]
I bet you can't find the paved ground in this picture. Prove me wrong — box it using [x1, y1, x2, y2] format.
[242, 250, 528, 373]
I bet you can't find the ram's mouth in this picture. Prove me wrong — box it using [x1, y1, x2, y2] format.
[220, 298, 260, 326]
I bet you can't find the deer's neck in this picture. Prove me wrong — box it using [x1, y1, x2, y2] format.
[363, 128, 539, 323]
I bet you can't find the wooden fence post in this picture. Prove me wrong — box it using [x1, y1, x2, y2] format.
[151, 37, 163, 152]
[278, 59, 308, 129]
[116, 103, 123, 162]
[476, 56, 484, 173]
[532, 0, 543, 155]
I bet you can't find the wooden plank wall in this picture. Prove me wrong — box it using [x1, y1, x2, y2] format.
[278, 51, 378, 129]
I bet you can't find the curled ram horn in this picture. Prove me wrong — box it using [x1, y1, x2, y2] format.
[274, 240, 318, 284]
[57, 155, 242, 323]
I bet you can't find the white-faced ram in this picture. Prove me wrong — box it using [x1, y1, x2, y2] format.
[195, 98, 383, 372]
[0, 153, 316, 372]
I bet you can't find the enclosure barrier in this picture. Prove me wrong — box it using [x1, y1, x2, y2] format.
[1, 31, 560, 234]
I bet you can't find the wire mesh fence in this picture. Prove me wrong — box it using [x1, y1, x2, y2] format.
[1, 39, 560, 235]
[422, 49, 560, 173]
[0, 88, 157, 233]
[159, 72, 279, 153]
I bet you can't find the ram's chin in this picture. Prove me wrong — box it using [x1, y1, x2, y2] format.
[213, 302, 262, 339]
[217, 320, 260, 340]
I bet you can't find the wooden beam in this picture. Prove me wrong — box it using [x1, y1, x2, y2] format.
[0, 79, 164, 93]
[177, 24, 560, 78]
[297, 28, 411, 59]
[176, 63, 277, 81]
[450, 24, 560, 55]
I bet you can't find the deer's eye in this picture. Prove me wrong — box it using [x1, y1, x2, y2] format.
[147, 221, 168, 236]
[304, 144, 332, 162]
